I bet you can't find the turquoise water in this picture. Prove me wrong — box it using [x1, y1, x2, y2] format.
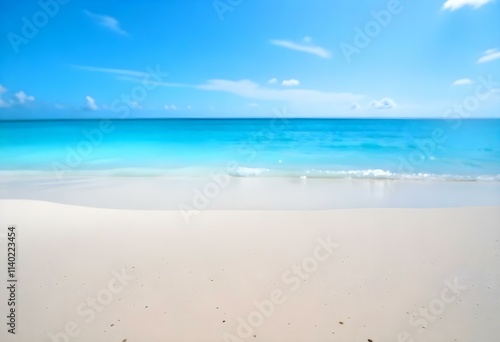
[0, 119, 499, 181]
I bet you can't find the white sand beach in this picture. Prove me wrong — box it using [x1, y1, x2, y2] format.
[0, 200, 499, 342]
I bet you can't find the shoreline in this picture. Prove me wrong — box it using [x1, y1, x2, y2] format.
[1, 175, 499, 210]
[1, 168, 500, 181]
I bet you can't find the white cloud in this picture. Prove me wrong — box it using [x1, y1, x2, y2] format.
[350, 103, 362, 110]
[14, 91, 35, 104]
[197, 79, 362, 105]
[282, 79, 300, 87]
[442, 0, 492, 10]
[270, 39, 331, 58]
[452, 78, 473, 86]
[267, 78, 277, 84]
[84, 10, 127, 35]
[84, 96, 98, 111]
[0, 86, 36, 107]
[370, 97, 397, 110]
[477, 48, 500, 63]
[164, 105, 177, 110]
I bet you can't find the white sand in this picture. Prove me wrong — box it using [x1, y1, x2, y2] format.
[0, 200, 499, 342]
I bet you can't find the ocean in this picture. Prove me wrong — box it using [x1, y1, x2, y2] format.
[1, 118, 499, 181]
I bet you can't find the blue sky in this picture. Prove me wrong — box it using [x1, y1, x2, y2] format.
[0, 0, 499, 119]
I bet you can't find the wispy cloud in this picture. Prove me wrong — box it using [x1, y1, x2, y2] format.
[452, 78, 473, 86]
[116, 76, 186, 87]
[267, 78, 277, 84]
[113, 71, 362, 106]
[120, 76, 361, 104]
[197, 79, 361, 104]
[74, 65, 147, 77]
[477, 48, 500, 63]
[270, 38, 331, 58]
[74, 65, 184, 87]
[84, 10, 127, 35]
[84, 96, 98, 111]
[442, 0, 493, 11]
